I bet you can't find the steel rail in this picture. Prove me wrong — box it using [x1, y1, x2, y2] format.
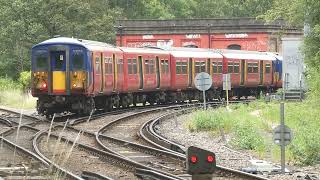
[139, 101, 269, 180]
[34, 130, 183, 180]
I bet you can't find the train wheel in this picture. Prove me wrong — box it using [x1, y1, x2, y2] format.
[104, 98, 112, 112]
[83, 98, 95, 115]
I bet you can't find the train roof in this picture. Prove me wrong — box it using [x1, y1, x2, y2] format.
[119, 47, 170, 55]
[32, 37, 121, 52]
[217, 49, 278, 60]
[169, 47, 222, 58]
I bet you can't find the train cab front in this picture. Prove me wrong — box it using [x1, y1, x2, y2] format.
[31, 38, 91, 117]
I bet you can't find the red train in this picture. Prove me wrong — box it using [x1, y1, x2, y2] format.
[31, 37, 282, 117]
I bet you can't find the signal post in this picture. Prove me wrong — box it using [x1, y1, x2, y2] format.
[187, 146, 216, 180]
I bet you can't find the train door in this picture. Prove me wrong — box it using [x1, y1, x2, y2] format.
[94, 53, 102, 93]
[100, 53, 104, 92]
[240, 59, 245, 86]
[138, 56, 144, 89]
[50, 51, 68, 94]
[259, 60, 263, 85]
[207, 58, 211, 74]
[156, 56, 160, 89]
[188, 58, 193, 87]
[112, 54, 116, 91]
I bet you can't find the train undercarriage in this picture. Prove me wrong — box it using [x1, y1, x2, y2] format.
[36, 86, 274, 118]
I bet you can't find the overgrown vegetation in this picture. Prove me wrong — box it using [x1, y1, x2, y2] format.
[187, 100, 320, 165]
[0, 72, 36, 109]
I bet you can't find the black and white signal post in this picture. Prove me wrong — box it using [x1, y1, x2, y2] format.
[194, 72, 212, 109]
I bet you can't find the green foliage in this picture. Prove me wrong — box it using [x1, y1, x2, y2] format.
[18, 71, 31, 91]
[0, 78, 21, 91]
[261, 0, 320, 99]
[187, 100, 320, 165]
[230, 121, 265, 151]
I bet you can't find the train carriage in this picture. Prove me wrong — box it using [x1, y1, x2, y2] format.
[31, 37, 282, 117]
[219, 49, 278, 97]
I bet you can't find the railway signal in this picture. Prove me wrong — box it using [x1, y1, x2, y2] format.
[187, 146, 216, 180]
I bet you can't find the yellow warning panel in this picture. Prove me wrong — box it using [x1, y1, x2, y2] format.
[52, 71, 66, 93]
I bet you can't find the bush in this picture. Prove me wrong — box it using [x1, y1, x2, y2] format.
[230, 121, 265, 151]
[18, 71, 31, 92]
[0, 78, 21, 91]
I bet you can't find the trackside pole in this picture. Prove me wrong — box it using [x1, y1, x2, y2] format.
[226, 77, 229, 107]
[203, 90, 206, 110]
[280, 102, 285, 174]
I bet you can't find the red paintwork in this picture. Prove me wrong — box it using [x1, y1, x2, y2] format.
[170, 57, 189, 90]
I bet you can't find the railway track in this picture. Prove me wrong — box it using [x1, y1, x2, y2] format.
[0, 108, 41, 126]
[33, 129, 183, 179]
[140, 106, 269, 180]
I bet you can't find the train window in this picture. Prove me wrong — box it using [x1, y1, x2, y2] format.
[132, 59, 137, 74]
[95, 57, 100, 74]
[228, 63, 233, 73]
[212, 62, 217, 73]
[176, 61, 181, 74]
[161, 60, 169, 74]
[128, 59, 132, 74]
[149, 59, 154, 74]
[117, 59, 123, 73]
[165, 60, 169, 73]
[53, 53, 64, 70]
[181, 61, 188, 74]
[105, 57, 113, 74]
[195, 61, 206, 73]
[265, 64, 271, 74]
[72, 50, 84, 70]
[218, 62, 222, 73]
[35, 50, 48, 70]
[234, 63, 239, 73]
[253, 63, 258, 73]
[161, 60, 165, 74]
[145, 60, 150, 74]
[247, 63, 258, 73]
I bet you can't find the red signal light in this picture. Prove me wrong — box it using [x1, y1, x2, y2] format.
[190, 155, 198, 164]
[42, 82, 47, 89]
[207, 155, 215, 163]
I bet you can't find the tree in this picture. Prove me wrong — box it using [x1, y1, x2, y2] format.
[261, 0, 320, 98]
[0, 0, 121, 78]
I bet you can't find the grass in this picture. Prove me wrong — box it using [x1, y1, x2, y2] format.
[187, 99, 320, 165]
[0, 78, 36, 109]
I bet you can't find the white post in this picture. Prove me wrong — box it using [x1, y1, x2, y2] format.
[203, 90, 206, 110]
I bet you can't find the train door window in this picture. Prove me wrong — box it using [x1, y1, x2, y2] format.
[95, 57, 100, 74]
[105, 57, 112, 74]
[176, 61, 181, 74]
[195, 61, 206, 73]
[35, 50, 48, 70]
[234, 62, 239, 73]
[149, 59, 155, 74]
[212, 62, 218, 73]
[228, 62, 233, 73]
[53, 52, 65, 70]
[117, 59, 123, 74]
[128, 59, 132, 74]
[218, 62, 222, 73]
[247, 63, 258, 73]
[161, 60, 166, 74]
[265, 63, 271, 74]
[165, 60, 169, 74]
[145, 60, 150, 74]
[132, 59, 137, 74]
[181, 61, 188, 74]
[72, 50, 84, 70]
[195, 61, 201, 73]
[253, 63, 258, 73]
